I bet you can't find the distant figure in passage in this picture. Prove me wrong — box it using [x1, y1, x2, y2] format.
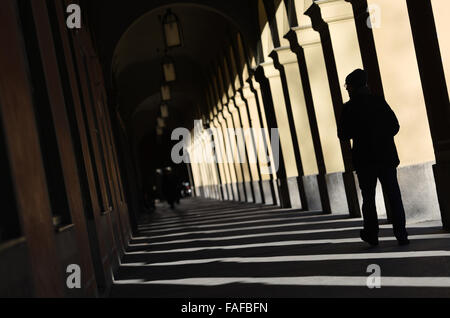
[162, 167, 179, 209]
[338, 69, 409, 246]
[143, 189, 155, 214]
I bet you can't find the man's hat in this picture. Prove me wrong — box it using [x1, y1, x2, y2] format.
[345, 69, 367, 88]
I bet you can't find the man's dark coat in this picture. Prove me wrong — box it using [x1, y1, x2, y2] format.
[338, 92, 400, 170]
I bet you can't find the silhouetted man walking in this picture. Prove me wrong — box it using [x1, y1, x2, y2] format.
[338, 69, 409, 246]
[162, 167, 179, 210]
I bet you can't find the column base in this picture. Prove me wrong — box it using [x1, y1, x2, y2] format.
[213, 185, 221, 200]
[231, 183, 240, 202]
[303, 174, 324, 211]
[252, 180, 263, 204]
[325, 172, 357, 215]
[237, 182, 246, 202]
[244, 182, 254, 203]
[353, 162, 441, 225]
[195, 186, 204, 198]
[219, 184, 227, 200]
[209, 185, 215, 198]
[287, 176, 303, 209]
[433, 162, 450, 230]
[216, 184, 224, 200]
[342, 171, 362, 218]
[277, 178, 292, 209]
[262, 180, 275, 205]
[272, 179, 280, 206]
[225, 183, 233, 201]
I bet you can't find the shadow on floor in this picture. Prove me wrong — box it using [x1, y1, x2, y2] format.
[110, 198, 450, 298]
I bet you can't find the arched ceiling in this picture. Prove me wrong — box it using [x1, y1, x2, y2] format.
[87, 0, 260, 69]
[92, 2, 259, 146]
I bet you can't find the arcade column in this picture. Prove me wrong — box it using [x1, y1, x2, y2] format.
[407, 0, 450, 230]
[306, 1, 361, 217]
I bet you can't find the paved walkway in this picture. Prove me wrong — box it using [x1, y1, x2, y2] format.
[110, 198, 450, 298]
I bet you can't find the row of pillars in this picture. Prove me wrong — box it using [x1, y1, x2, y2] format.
[189, 0, 450, 230]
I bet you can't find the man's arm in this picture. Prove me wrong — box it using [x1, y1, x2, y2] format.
[338, 104, 353, 141]
[380, 99, 400, 137]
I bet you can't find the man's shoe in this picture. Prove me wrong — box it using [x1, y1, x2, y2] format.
[398, 238, 410, 246]
[360, 230, 379, 246]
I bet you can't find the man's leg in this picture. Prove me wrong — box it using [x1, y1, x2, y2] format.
[357, 168, 379, 239]
[379, 167, 408, 242]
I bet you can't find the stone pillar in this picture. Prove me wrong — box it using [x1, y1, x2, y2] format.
[211, 72, 237, 201]
[213, 116, 233, 201]
[306, 2, 361, 217]
[233, 94, 257, 203]
[229, 35, 266, 205]
[205, 121, 224, 200]
[254, 66, 292, 208]
[203, 133, 217, 199]
[224, 45, 256, 203]
[284, 29, 332, 213]
[288, 6, 347, 215]
[270, 48, 309, 210]
[186, 160, 196, 197]
[204, 94, 226, 201]
[260, 59, 306, 209]
[236, 89, 265, 204]
[197, 136, 207, 198]
[249, 75, 279, 205]
[216, 60, 248, 202]
[207, 119, 225, 201]
[229, 97, 254, 203]
[363, 0, 439, 224]
[199, 137, 211, 198]
[431, 0, 450, 98]
[407, 0, 450, 230]
[190, 135, 203, 197]
[207, 85, 231, 201]
[223, 104, 248, 202]
[218, 112, 240, 201]
[207, 132, 222, 200]
[244, 77, 274, 205]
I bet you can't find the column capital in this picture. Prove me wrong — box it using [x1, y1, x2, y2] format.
[259, 59, 279, 79]
[292, 26, 321, 47]
[228, 98, 238, 113]
[316, 0, 354, 24]
[305, 2, 327, 34]
[234, 92, 246, 109]
[284, 29, 300, 51]
[222, 95, 229, 108]
[344, 0, 368, 11]
[254, 65, 268, 85]
[213, 117, 220, 127]
[271, 46, 298, 67]
[222, 107, 232, 119]
[241, 85, 254, 101]
[268, 50, 282, 72]
[217, 112, 226, 123]
[246, 75, 261, 92]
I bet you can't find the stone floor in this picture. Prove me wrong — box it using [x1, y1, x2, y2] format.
[110, 198, 450, 298]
